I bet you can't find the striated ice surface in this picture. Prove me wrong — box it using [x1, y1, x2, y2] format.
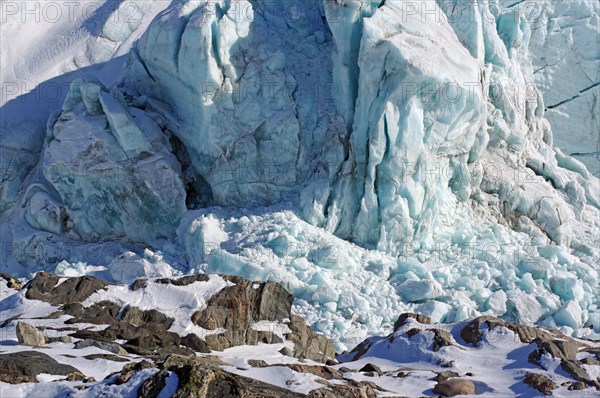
[1, 0, 599, 348]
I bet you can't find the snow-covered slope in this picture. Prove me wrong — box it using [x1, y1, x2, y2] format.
[1, 0, 599, 360]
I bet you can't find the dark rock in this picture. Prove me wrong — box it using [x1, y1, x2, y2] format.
[65, 301, 121, 325]
[560, 359, 600, 389]
[429, 329, 454, 351]
[180, 333, 210, 353]
[433, 378, 476, 396]
[84, 354, 129, 362]
[15, 322, 45, 346]
[121, 306, 174, 329]
[435, 371, 459, 382]
[308, 379, 378, 398]
[0, 273, 24, 290]
[130, 279, 147, 291]
[461, 316, 552, 346]
[74, 339, 127, 355]
[161, 354, 306, 398]
[0, 351, 81, 384]
[137, 369, 170, 398]
[248, 359, 268, 368]
[155, 274, 209, 286]
[343, 337, 380, 361]
[394, 313, 431, 330]
[528, 338, 579, 364]
[279, 347, 294, 357]
[524, 372, 556, 396]
[359, 363, 383, 376]
[406, 328, 420, 337]
[25, 273, 108, 305]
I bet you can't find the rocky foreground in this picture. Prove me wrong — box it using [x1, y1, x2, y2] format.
[0, 273, 598, 397]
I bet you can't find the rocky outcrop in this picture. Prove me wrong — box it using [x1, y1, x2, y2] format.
[25, 272, 108, 305]
[192, 276, 335, 362]
[0, 273, 24, 290]
[0, 351, 82, 384]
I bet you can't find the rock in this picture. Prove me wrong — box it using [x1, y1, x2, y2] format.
[285, 364, 344, 380]
[308, 379, 378, 398]
[0, 273, 24, 290]
[65, 301, 120, 325]
[46, 336, 73, 344]
[529, 338, 580, 364]
[121, 306, 174, 329]
[248, 359, 269, 368]
[160, 354, 306, 398]
[279, 347, 294, 357]
[524, 372, 556, 396]
[435, 371, 460, 382]
[0, 351, 81, 384]
[113, 360, 154, 385]
[393, 313, 432, 330]
[429, 329, 454, 352]
[180, 334, 210, 354]
[192, 278, 334, 362]
[460, 316, 550, 346]
[84, 354, 129, 362]
[287, 315, 336, 363]
[560, 359, 600, 389]
[155, 274, 209, 286]
[359, 363, 383, 376]
[16, 322, 45, 346]
[130, 278, 147, 291]
[568, 381, 588, 391]
[137, 369, 170, 398]
[25, 273, 108, 305]
[433, 378, 476, 396]
[74, 339, 127, 355]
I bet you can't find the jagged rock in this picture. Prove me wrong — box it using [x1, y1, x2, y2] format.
[393, 313, 432, 330]
[433, 378, 476, 396]
[192, 277, 334, 362]
[430, 329, 454, 352]
[25, 273, 108, 305]
[279, 347, 294, 357]
[16, 322, 45, 346]
[180, 334, 210, 354]
[359, 363, 383, 376]
[461, 316, 551, 346]
[560, 359, 600, 389]
[528, 337, 579, 363]
[65, 301, 120, 325]
[524, 372, 556, 396]
[112, 360, 154, 385]
[0, 351, 81, 384]
[137, 369, 170, 398]
[121, 306, 174, 329]
[0, 273, 24, 290]
[74, 339, 127, 356]
[160, 354, 306, 398]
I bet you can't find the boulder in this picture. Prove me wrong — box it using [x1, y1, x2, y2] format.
[15, 322, 45, 346]
[74, 339, 127, 356]
[393, 313, 432, 330]
[25, 273, 108, 305]
[0, 351, 82, 384]
[433, 378, 476, 396]
[0, 273, 24, 290]
[524, 372, 556, 396]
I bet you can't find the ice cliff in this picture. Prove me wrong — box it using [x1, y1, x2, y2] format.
[1, 0, 599, 348]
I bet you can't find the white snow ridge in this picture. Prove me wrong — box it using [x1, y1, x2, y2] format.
[1, 0, 599, 397]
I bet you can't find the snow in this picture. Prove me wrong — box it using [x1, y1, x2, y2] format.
[1, 0, 599, 366]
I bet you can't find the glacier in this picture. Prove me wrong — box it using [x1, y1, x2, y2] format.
[1, 0, 599, 351]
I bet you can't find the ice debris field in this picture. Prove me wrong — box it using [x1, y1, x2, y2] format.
[1, 0, 599, 353]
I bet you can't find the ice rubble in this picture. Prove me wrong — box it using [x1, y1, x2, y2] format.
[1, 0, 599, 349]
